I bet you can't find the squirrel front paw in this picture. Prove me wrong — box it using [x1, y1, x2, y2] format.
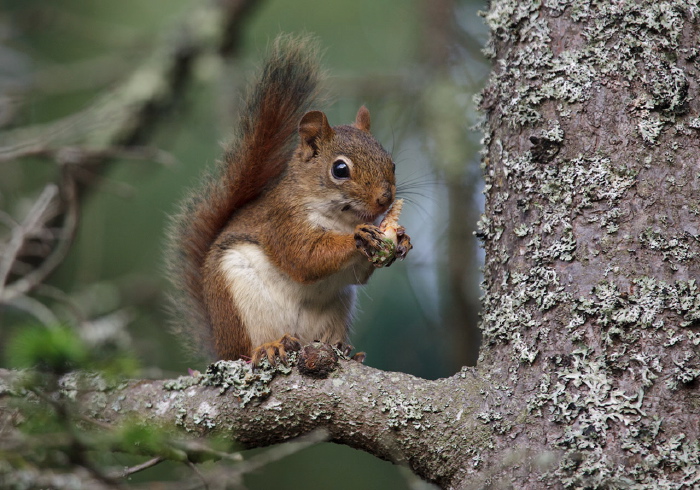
[354, 224, 386, 260]
[354, 223, 411, 267]
[250, 333, 302, 367]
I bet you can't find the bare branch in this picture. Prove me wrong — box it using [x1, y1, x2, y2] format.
[2, 294, 61, 327]
[108, 457, 164, 480]
[0, 172, 79, 303]
[0, 184, 59, 290]
[0, 362, 490, 488]
[0, 0, 258, 164]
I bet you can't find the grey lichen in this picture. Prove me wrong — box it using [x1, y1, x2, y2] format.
[479, 150, 636, 353]
[479, 0, 693, 143]
[164, 356, 296, 408]
[476, 410, 512, 435]
[638, 115, 665, 144]
[638, 228, 699, 270]
[530, 347, 646, 431]
[478, 0, 700, 486]
[541, 120, 564, 143]
[527, 275, 700, 486]
[191, 401, 217, 429]
[527, 341, 700, 487]
[669, 349, 700, 389]
[379, 389, 440, 430]
[573, 277, 700, 331]
[59, 372, 111, 401]
[162, 373, 201, 391]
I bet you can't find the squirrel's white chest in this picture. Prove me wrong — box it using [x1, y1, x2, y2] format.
[219, 243, 355, 347]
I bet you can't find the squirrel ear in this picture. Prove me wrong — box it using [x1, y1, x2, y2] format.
[354, 105, 371, 132]
[299, 111, 333, 160]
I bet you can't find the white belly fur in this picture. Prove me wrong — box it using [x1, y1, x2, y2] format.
[219, 243, 356, 347]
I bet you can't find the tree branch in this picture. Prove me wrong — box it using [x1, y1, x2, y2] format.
[0, 0, 257, 163]
[0, 358, 493, 488]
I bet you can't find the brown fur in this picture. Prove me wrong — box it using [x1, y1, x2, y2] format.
[202, 245, 251, 360]
[166, 34, 323, 359]
[167, 34, 403, 362]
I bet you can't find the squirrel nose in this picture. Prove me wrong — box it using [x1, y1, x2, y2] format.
[376, 189, 393, 208]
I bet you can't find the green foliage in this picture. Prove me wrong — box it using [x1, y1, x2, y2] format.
[117, 422, 184, 461]
[6, 325, 88, 374]
[5, 325, 139, 378]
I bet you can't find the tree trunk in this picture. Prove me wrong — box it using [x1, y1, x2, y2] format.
[2, 0, 700, 488]
[474, 0, 700, 486]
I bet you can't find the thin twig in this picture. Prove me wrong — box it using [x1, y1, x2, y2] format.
[229, 428, 329, 476]
[0, 184, 57, 288]
[1, 170, 79, 302]
[109, 456, 164, 480]
[0, 210, 19, 229]
[3, 294, 60, 326]
[34, 283, 87, 325]
[187, 460, 210, 490]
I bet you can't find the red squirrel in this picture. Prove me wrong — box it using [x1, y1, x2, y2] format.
[167, 34, 412, 365]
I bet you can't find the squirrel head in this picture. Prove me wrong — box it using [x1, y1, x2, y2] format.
[294, 106, 396, 225]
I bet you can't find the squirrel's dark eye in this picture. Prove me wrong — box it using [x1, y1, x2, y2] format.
[331, 159, 350, 179]
[392, 161, 396, 173]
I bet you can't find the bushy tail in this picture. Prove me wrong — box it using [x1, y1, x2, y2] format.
[166, 34, 322, 359]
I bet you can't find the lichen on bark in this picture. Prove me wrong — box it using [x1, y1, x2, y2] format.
[476, 0, 700, 487]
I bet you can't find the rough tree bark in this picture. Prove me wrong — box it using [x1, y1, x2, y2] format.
[472, 0, 700, 487]
[2, 0, 700, 488]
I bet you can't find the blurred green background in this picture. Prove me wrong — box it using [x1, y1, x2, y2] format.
[0, 0, 488, 487]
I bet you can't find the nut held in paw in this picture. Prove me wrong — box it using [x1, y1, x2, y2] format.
[371, 198, 404, 267]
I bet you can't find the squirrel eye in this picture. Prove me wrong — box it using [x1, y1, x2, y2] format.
[392, 161, 396, 173]
[331, 159, 351, 179]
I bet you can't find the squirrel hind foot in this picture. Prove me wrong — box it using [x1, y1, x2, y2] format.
[250, 333, 302, 367]
[333, 342, 366, 363]
[334, 341, 354, 357]
[351, 352, 366, 363]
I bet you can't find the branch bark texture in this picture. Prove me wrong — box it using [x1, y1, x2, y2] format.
[0, 362, 492, 487]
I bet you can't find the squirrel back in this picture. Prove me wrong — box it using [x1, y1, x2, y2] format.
[166, 35, 323, 359]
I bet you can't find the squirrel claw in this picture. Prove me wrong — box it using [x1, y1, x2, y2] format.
[251, 333, 302, 367]
[333, 342, 365, 363]
[356, 223, 412, 266]
[395, 226, 412, 260]
[354, 224, 385, 259]
[351, 352, 366, 363]
[334, 342, 356, 358]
